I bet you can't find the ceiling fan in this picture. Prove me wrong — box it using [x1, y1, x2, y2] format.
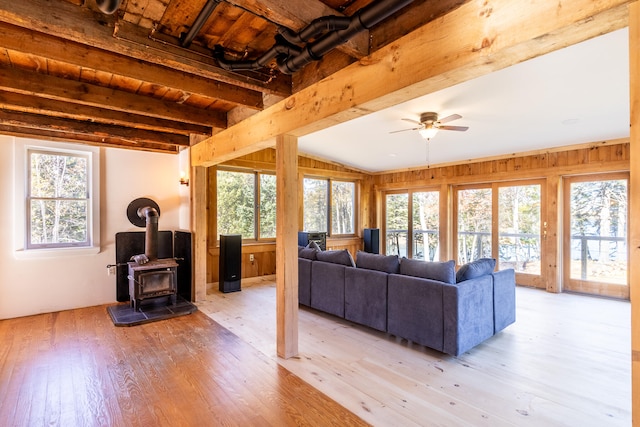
[390, 112, 469, 140]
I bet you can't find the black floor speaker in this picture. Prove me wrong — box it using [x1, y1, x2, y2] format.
[219, 234, 242, 293]
[364, 228, 380, 254]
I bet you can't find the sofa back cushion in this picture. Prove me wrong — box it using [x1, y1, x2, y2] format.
[316, 249, 356, 267]
[456, 258, 496, 283]
[355, 251, 400, 274]
[399, 258, 456, 284]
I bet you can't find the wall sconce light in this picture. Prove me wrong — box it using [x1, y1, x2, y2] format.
[179, 171, 189, 186]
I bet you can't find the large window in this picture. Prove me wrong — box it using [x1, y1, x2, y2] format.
[456, 187, 492, 264]
[498, 184, 541, 274]
[303, 178, 356, 235]
[563, 174, 628, 298]
[384, 190, 440, 260]
[14, 139, 100, 255]
[216, 169, 276, 240]
[27, 149, 90, 248]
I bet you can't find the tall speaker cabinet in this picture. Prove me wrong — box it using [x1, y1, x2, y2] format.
[219, 234, 242, 293]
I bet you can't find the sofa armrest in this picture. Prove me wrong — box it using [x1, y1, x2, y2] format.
[442, 275, 494, 356]
[492, 269, 516, 333]
[298, 258, 312, 306]
[310, 261, 346, 317]
[387, 274, 444, 352]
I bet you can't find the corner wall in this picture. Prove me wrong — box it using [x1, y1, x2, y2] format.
[0, 136, 184, 319]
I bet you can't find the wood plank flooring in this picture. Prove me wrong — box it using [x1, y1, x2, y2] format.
[199, 277, 631, 426]
[0, 304, 367, 426]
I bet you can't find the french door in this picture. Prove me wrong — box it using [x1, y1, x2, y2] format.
[454, 180, 544, 288]
[562, 173, 629, 299]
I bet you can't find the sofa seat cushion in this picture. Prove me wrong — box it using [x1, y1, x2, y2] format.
[355, 251, 400, 274]
[316, 249, 356, 267]
[344, 268, 388, 331]
[399, 258, 456, 284]
[456, 258, 496, 283]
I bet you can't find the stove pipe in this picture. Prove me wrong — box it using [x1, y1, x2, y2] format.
[137, 206, 159, 261]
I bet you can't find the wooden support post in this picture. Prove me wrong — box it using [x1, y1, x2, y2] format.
[276, 134, 299, 358]
[628, 3, 640, 424]
[190, 134, 209, 302]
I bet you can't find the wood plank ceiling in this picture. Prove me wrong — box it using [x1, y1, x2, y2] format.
[0, 0, 467, 154]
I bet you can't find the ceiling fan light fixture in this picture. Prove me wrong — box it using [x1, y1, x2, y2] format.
[419, 126, 438, 140]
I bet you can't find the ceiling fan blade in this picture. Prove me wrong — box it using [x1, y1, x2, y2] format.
[438, 114, 462, 124]
[438, 125, 469, 132]
[389, 127, 420, 134]
[401, 118, 422, 126]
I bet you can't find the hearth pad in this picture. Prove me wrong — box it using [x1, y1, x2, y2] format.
[107, 296, 197, 326]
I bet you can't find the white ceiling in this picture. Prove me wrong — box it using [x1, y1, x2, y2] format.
[298, 28, 630, 173]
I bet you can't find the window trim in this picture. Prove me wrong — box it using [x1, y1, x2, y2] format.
[13, 138, 100, 258]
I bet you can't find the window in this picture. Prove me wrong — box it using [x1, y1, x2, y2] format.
[303, 177, 356, 236]
[498, 184, 541, 274]
[331, 181, 355, 235]
[14, 138, 100, 256]
[384, 189, 440, 260]
[456, 187, 492, 264]
[563, 174, 628, 298]
[216, 169, 276, 240]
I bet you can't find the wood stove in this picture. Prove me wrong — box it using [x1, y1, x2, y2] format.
[128, 258, 178, 311]
[125, 197, 178, 311]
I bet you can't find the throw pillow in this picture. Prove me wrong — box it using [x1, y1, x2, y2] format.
[399, 258, 456, 284]
[456, 258, 496, 283]
[355, 251, 400, 274]
[316, 249, 356, 267]
[299, 247, 318, 260]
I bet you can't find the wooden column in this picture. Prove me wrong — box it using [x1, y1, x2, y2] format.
[276, 134, 299, 358]
[629, 3, 640, 424]
[190, 134, 209, 302]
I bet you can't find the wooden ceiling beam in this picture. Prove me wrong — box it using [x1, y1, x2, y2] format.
[0, 65, 227, 128]
[0, 22, 264, 110]
[0, 125, 180, 153]
[225, 0, 369, 58]
[0, 109, 190, 146]
[0, 0, 292, 97]
[192, 0, 631, 166]
[0, 91, 211, 136]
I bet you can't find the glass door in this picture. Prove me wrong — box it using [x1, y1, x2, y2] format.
[563, 174, 629, 299]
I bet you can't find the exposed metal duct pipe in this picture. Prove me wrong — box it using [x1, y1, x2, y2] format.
[213, 0, 414, 74]
[215, 35, 302, 71]
[96, 0, 124, 15]
[277, 16, 351, 45]
[278, 0, 415, 74]
[180, 0, 222, 48]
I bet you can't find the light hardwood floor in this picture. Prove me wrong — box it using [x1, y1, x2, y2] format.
[199, 277, 631, 426]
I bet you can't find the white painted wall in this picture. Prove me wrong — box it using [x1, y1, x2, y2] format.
[0, 136, 186, 319]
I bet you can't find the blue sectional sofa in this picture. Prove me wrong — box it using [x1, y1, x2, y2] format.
[298, 248, 516, 356]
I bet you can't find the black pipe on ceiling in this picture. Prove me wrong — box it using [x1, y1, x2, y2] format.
[180, 0, 222, 48]
[215, 35, 302, 71]
[213, 0, 415, 74]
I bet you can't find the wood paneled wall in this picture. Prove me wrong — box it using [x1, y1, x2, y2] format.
[206, 149, 366, 284]
[373, 140, 630, 293]
[205, 141, 630, 286]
